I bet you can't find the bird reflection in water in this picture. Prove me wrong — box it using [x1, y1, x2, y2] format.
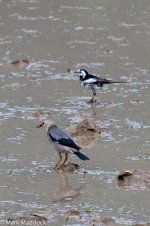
[51, 174, 84, 204]
[40, 174, 85, 222]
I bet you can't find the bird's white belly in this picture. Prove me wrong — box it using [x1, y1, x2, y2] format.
[81, 81, 100, 90]
[53, 143, 70, 153]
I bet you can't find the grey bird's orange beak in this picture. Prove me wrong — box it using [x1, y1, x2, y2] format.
[36, 122, 44, 128]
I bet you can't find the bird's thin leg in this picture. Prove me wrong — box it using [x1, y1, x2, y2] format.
[62, 153, 68, 166]
[88, 89, 96, 103]
[55, 153, 62, 170]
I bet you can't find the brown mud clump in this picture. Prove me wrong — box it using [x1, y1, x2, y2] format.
[117, 170, 150, 190]
[66, 118, 101, 148]
[56, 162, 80, 173]
[8, 59, 31, 68]
[64, 209, 80, 222]
[90, 216, 116, 226]
[32, 111, 50, 121]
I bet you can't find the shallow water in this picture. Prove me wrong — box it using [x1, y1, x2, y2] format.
[0, 0, 150, 225]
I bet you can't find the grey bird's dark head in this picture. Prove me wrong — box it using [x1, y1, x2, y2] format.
[73, 69, 88, 79]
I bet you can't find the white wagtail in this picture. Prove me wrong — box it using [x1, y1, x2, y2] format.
[74, 69, 127, 103]
[37, 120, 89, 169]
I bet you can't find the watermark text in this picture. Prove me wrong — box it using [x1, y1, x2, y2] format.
[0, 219, 47, 225]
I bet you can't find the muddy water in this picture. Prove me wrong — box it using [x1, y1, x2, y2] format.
[0, 0, 150, 225]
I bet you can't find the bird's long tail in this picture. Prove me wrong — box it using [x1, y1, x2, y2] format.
[99, 80, 128, 87]
[74, 151, 89, 160]
[108, 80, 128, 84]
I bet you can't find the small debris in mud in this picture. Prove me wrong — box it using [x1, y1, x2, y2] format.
[104, 49, 113, 55]
[90, 216, 116, 226]
[8, 59, 31, 68]
[67, 68, 71, 73]
[56, 162, 80, 173]
[83, 170, 87, 178]
[7, 213, 48, 223]
[64, 209, 80, 222]
[117, 170, 150, 189]
[84, 207, 92, 214]
[105, 49, 110, 54]
[66, 118, 101, 147]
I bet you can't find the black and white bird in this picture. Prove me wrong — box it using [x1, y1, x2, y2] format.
[37, 120, 89, 169]
[74, 69, 127, 103]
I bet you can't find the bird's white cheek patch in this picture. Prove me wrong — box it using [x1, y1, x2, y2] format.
[80, 71, 87, 78]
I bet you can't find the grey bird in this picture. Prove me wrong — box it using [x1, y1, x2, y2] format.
[74, 69, 127, 103]
[37, 120, 89, 169]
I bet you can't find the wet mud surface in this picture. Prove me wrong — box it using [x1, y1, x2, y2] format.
[0, 0, 150, 225]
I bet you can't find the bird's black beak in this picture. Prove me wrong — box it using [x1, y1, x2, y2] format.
[36, 122, 44, 128]
[73, 71, 79, 74]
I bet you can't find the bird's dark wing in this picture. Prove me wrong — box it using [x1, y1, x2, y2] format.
[47, 125, 81, 150]
[96, 77, 111, 86]
[84, 74, 110, 87]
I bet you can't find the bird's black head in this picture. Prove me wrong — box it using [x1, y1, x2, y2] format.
[73, 69, 89, 79]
